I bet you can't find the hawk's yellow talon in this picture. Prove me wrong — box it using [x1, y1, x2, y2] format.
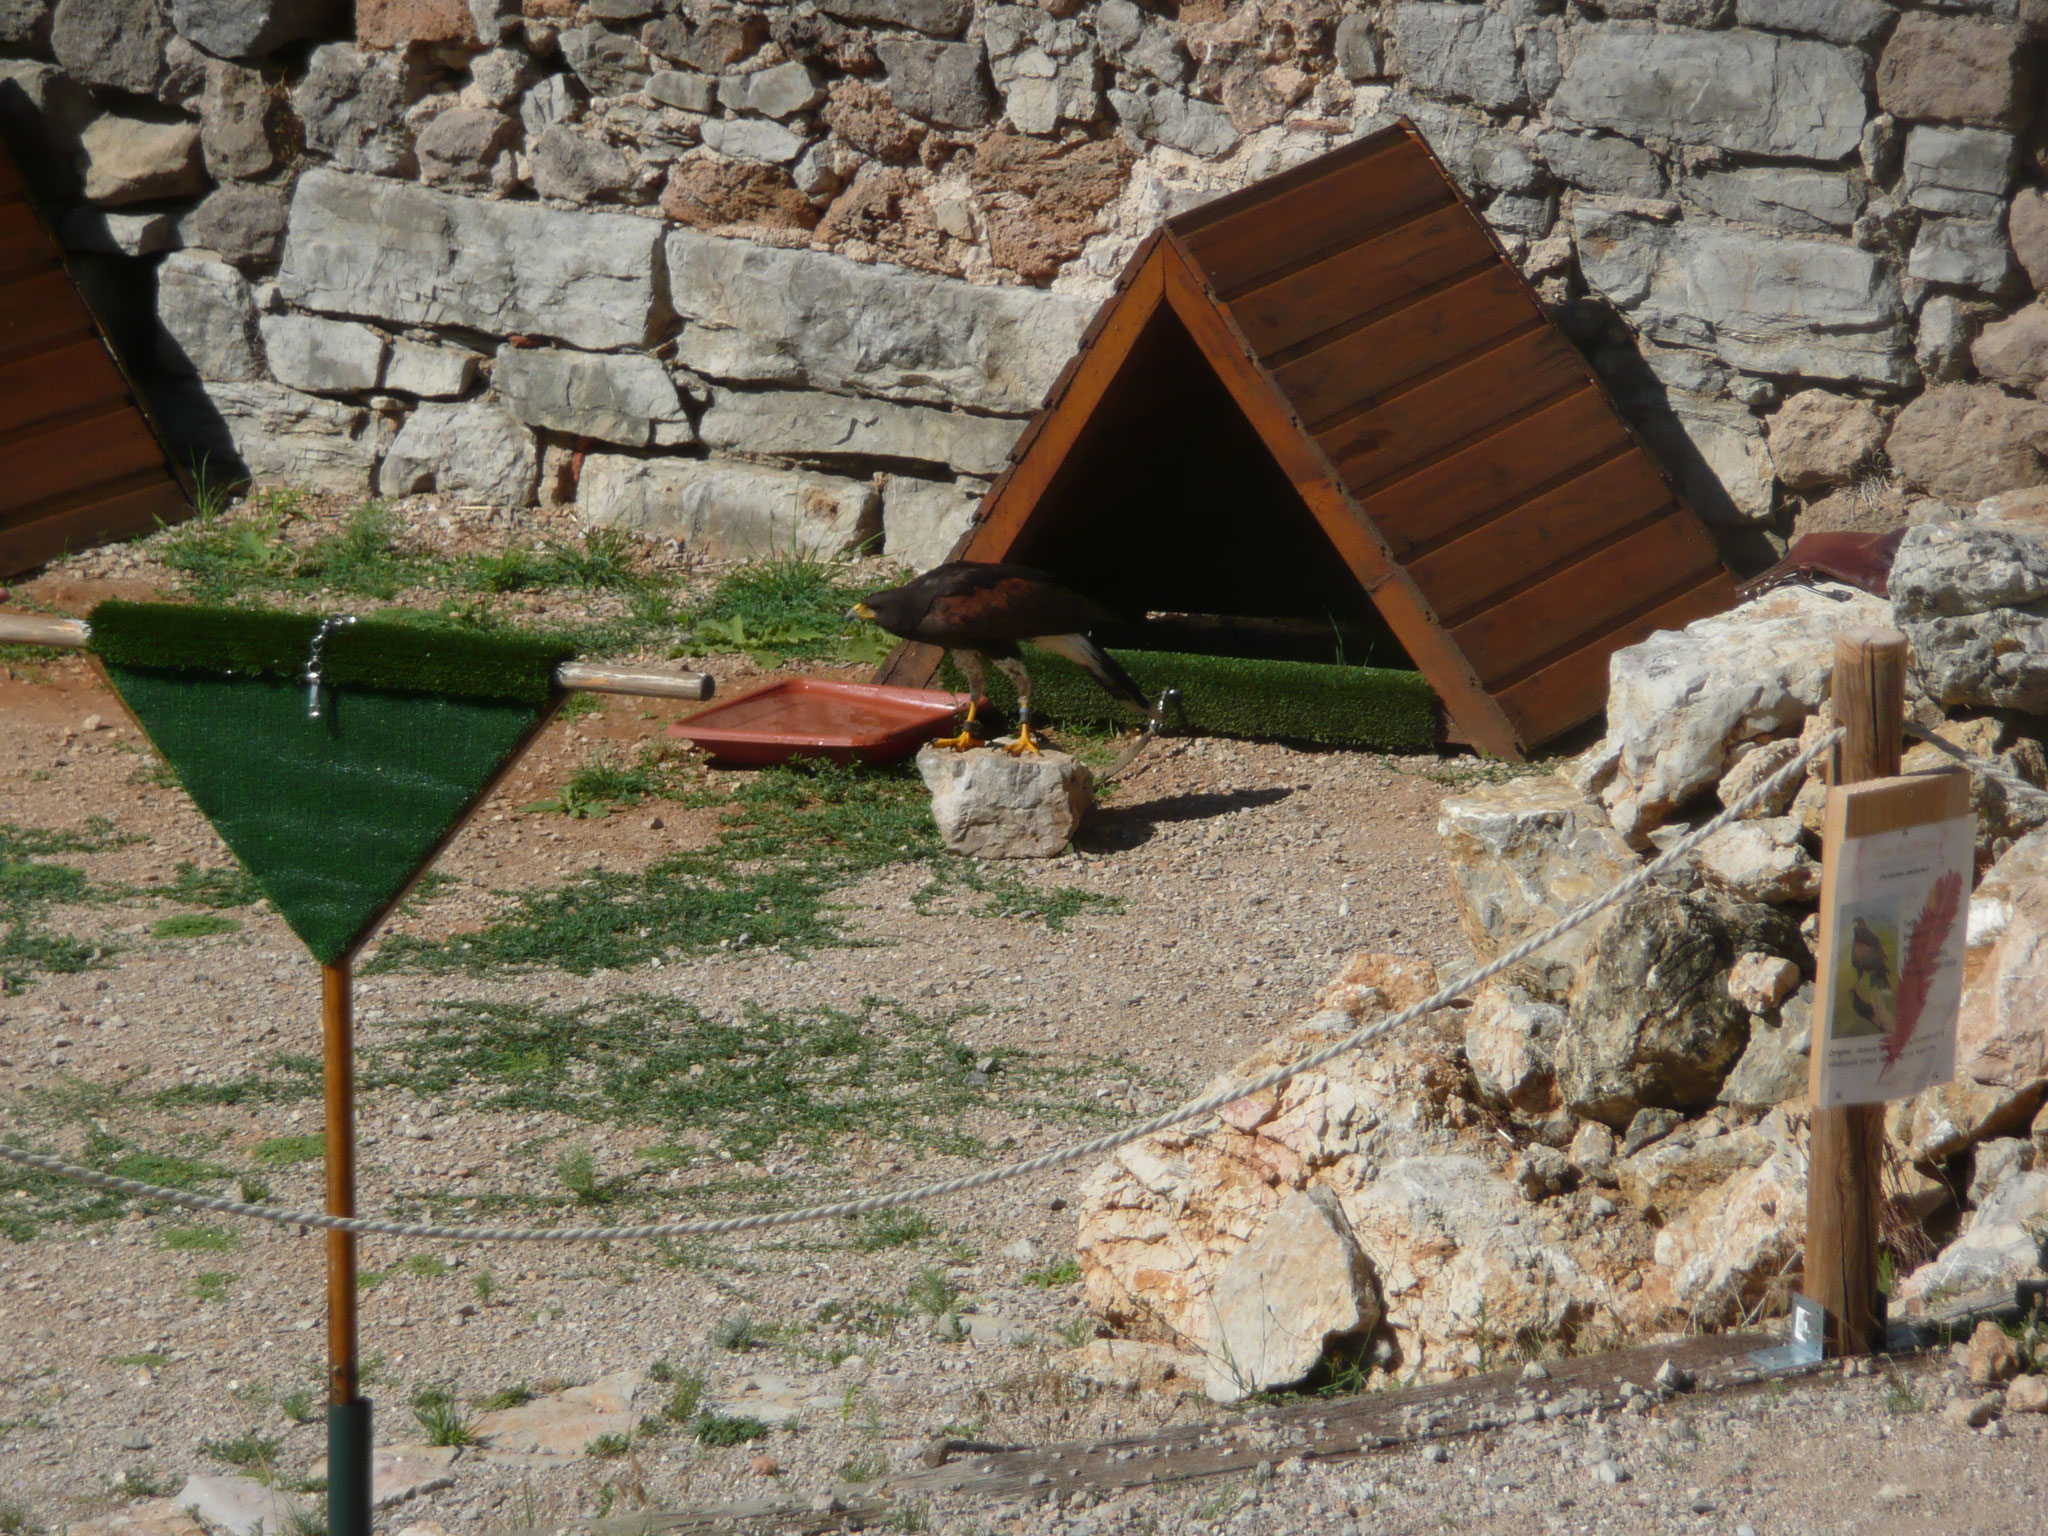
[935, 730, 983, 752]
[1003, 720, 1042, 755]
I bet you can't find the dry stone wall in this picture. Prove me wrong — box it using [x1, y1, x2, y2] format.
[4, 1, 2047, 567]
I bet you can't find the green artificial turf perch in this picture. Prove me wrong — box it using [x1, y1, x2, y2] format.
[89, 602, 574, 964]
[942, 644, 1439, 754]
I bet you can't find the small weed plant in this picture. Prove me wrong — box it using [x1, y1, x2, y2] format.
[1021, 1258, 1081, 1288]
[198, 1432, 280, 1471]
[908, 1268, 960, 1320]
[851, 1211, 935, 1252]
[692, 1412, 769, 1447]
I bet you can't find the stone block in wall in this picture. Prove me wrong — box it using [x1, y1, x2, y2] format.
[1534, 130, 1664, 199]
[1573, 204, 1912, 388]
[560, 25, 653, 98]
[356, 0, 475, 48]
[660, 157, 819, 231]
[295, 45, 421, 179]
[156, 251, 265, 383]
[717, 61, 825, 121]
[172, 0, 340, 60]
[700, 116, 806, 165]
[1877, 14, 2033, 131]
[0, 0, 50, 50]
[1732, 0, 1893, 46]
[1916, 295, 1990, 386]
[154, 378, 389, 497]
[77, 114, 204, 208]
[189, 183, 290, 269]
[1389, 3, 1524, 113]
[383, 337, 478, 398]
[1631, 391, 1779, 528]
[259, 314, 388, 396]
[52, 0, 171, 97]
[1763, 390, 1886, 493]
[1907, 218, 2019, 296]
[58, 207, 178, 258]
[881, 474, 979, 571]
[530, 125, 638, 204]
[985, 4, 1101, 137]
[817, 0, 972, 40]
[0, 61, 94, 202]
[647, 71, 716, 115]
[416, 107, 521, 189]
[279, 169, 668, 352]
[494, 345, 686, 447]
[380, 399, 537, 506]
[664, 227, 1089, 413]
[201, 62, 288, 184]
[1550, 24, 1866, 163]
[1681, 166, 1865, 236]
[578, 454, 880, 559]
[877, 38, 997, 130]
[1097, 0, 1190, 86]
[1973, 302, 2048, 397]
[2010, 187, 2048, 294]
[1888, 384, 2048, 506]
[698, 387, 1022, 479]
[1108, 82, 1238, 158]
[1902, 126, 2019, 220]
[642, 10, 768, 72]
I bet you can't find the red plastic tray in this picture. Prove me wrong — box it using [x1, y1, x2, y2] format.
[665, 678, 970, 766]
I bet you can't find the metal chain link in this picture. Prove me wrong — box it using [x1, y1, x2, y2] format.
[0, 727, 1844, 1243]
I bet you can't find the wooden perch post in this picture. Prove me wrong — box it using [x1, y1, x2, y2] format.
[1804, 627, 1906, 1357]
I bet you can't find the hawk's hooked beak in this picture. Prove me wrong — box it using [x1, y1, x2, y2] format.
[847, 602, 876, 622]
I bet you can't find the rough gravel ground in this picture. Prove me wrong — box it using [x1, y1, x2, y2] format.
[0, 509, 1478, 1531]
[2, 511, 2035, 1535]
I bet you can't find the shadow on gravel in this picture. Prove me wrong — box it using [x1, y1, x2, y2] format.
[1081, 786, 1293, 850]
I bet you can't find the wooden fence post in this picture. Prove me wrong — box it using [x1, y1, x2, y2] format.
[1804, 627, 1906, 1356]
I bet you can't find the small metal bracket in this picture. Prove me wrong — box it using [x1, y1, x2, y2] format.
[1748, 1293, 1827, 1373]
[303, 615, 359, 720]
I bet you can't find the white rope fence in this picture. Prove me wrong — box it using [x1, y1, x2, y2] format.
[0, 728, 1844, 1243]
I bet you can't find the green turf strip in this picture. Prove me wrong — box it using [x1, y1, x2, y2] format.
[90, 601, 572, 707]
[938, 644, 1439, 753]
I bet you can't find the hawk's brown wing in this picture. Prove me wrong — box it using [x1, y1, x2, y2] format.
[918, 565, 1119, 644]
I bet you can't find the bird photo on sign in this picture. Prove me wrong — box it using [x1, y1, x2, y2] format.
[1812, 771, 1974, 1108]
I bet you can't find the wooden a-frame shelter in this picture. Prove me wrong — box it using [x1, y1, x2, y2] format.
[878, 120, 1738, 761]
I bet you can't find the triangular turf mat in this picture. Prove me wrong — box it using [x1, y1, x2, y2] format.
[93, 603, 571, 963]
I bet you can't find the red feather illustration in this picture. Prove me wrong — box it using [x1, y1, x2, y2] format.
[1880, 870, 1965, 1074]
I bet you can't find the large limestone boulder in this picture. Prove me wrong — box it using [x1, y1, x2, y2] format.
[1690, 817, 1821, 905]
[379, 400, 536, 507]
[1891, 520, 2048, 714]
[1597, 585, 1890, 842]
[1640, 1128, 1808, 1329]
[152, 379, 390, 498]
[1436, 775, 1639, 1001]
[579, 455, 879, 558]
[1204, 1186, 1381, 1402]
[1558, 885, 1802, 1129]
[1957, 829, 2048, 1098]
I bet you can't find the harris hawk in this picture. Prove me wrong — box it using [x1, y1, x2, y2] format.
[850, 561, 1150, 753]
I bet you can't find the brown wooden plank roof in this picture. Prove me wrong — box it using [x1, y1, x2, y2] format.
[876, 121, 1736, 759]
[0, 141, 189, 577]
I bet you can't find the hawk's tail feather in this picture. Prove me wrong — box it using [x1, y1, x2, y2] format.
[1032, 632, 1152, 713]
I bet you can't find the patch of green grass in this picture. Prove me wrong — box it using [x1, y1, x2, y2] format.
[251, 1134, 324, 1166]
[2, 1127, 240, 1240]
[682, 554, 888, 667]
[472, 1269, 498, 1303]
[192, 1271, 234, 1302]
[0, 1497, 38, 1536]
[467, 527, 644, 595]
[355, 1269, 386, 1291]
[586, 1430, 631, 1458]
[110, 1352, 170, 1370]
[692, 1412, 769, 1447]
[199, 1432, 279, 1471]
[907, 1268, 960, 1320]
[162, 861, 263, 909]
[118, 1467, 177, 1498]
[713, 1310, 765, 1352]
[160, 493, 434, 604]
[523, 745, 697, 820]
[412, 1391, 479, 1447]
[379, 758, 942, 973]
[280, 1388, 317, 1424]
[838, 1448, 889, 1483]
[161, 1223, 238, 1252]
[0, 818, 129, 993]
[1021, 1258, 1081, 1288]
[473, 1384, 533, 1412]
[152, 912, 242, 939]
[557, 1147, 622, 1206]
[663, 1370, 706, 1424]
[850, 1210, 935, 1253]
[401, 1253, 450, 1279]
[238, 1175, 270, 1203]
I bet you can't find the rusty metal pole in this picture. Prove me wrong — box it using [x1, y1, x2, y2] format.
[1804, 627, 1905, 1357]
[323, 958, 372, 1534]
